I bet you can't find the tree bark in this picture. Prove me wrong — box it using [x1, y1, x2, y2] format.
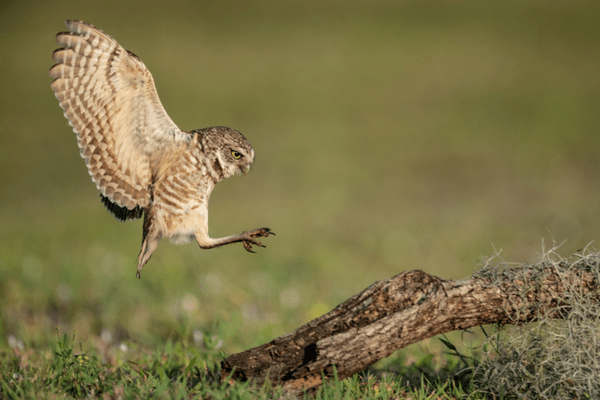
[220, 260, 600, 394]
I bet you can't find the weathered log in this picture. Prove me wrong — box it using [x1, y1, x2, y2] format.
[221, 260, 600, 394]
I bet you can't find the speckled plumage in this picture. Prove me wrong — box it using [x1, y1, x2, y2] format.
[50, 20, 272, 278]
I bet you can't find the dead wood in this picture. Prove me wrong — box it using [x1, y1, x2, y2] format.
[220, 260, 600, 394]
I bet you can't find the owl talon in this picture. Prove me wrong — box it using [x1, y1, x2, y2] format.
[241, 228, 273, 252]
[249, 228, 274, 238]
[243, 240, 258, 253]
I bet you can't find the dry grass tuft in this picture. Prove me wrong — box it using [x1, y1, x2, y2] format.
[471, 243, 600, 399]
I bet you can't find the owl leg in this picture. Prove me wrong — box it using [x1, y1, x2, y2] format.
[194, 228, 274, 252]
[136, 208, 164, 278]
[137, 233, 161, 278]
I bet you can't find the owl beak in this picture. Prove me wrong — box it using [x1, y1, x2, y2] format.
[242, 165, 251, 175]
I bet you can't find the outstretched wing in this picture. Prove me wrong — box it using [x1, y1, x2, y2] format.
[49, 20, 191, 220]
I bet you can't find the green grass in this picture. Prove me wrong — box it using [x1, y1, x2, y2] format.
[1, 0, 600, 397]
[2, 330, 486, 399]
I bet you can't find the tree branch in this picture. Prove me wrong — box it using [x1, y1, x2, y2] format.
[220, 258, 600, 394]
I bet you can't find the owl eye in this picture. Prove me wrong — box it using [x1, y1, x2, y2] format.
[231, 150, 242, 159]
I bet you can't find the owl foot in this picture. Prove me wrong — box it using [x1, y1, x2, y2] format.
[242, 228, 274, 253]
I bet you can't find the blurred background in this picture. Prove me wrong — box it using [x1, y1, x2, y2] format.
[1, 0, 599, 357]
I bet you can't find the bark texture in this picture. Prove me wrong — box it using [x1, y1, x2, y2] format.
[221, 261, 600, 394]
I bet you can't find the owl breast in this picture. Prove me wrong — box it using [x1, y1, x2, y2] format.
[168, 202, 209, 244]
[150, 154, 216, 244]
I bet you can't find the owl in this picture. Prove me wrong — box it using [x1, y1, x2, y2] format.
[49, 20, 273, 278]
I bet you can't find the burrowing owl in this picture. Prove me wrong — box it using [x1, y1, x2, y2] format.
[49, 20, 273, 278]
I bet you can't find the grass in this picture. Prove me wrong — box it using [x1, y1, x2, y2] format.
[1, 0, 600, 397]
[3, 330, 486, 399]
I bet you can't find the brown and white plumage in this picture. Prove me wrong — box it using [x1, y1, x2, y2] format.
[50, 20, 273, 278]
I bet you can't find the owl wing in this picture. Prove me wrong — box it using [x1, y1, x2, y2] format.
[49, 20, 191, 220]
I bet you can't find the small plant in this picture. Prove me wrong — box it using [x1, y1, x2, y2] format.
[45, 331, 110, 397]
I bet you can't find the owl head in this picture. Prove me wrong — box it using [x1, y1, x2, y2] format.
[196, 126, 255, 181]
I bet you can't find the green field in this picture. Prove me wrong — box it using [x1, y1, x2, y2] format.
[1, 0, 600, 397]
